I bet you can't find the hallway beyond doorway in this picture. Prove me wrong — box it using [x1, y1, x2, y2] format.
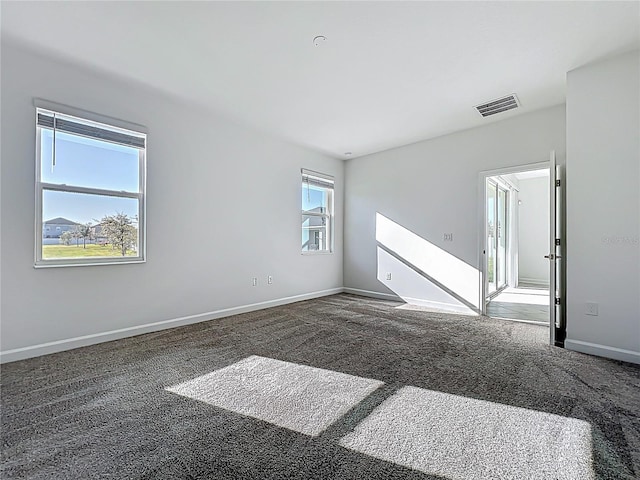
[486, 284, 549, 324]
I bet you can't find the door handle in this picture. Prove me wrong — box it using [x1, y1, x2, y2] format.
[545, 254, 562, 260]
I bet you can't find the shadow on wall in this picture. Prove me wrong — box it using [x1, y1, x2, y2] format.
[375, 213, 480, 314]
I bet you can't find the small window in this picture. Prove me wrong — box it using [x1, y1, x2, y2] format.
[35, 104, 146, 267]
[301, 169, 334, 253]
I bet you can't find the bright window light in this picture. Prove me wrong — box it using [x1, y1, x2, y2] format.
[376, 213, 480, 309]
[492, 287, 550, 306]
[302, 169, 334, 253]
[377, 246, 478, 314]
[166, 356, 383, 437]
[340, 386, 593, 480]
[35, 105, 146, 267]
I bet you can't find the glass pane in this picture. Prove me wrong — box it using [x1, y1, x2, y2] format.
[302, 215, 328, 252]
[487, 182, 497, 293]
[498, 188, 507, 287]
[302, 184, 328, 213]
[40, 129, 139, 192]
[42, 190, 139, 259]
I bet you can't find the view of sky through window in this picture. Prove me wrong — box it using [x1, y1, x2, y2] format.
[302, 183, 330, 252]
[302, 184, 326, 213]
[41, 130, 139, 224]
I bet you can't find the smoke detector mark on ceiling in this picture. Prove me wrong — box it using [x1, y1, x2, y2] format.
[313, 36, 327, 47]
[475, 94, 520, 117]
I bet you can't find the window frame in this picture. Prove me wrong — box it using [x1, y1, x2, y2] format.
[34, 100, 147, 268]
[301, 169, 334, 255]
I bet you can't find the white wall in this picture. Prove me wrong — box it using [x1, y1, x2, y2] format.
[0, 41, 344, 361]
[565, 51, 640, 363]
[517, 176, 549, 286]
[344, 105, 565, 312]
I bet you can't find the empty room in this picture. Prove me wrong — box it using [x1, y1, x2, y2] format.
[1, 2, 639, 479]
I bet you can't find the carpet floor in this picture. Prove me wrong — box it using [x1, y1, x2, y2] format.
[1, 293, 639, 479]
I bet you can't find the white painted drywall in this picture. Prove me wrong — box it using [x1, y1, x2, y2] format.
[566, 51, 640, 360]
[0, 41, 343, 358]
[344, 106, 565, 312]
[3, 2, 638, 160]
[517, 176, 550, 286]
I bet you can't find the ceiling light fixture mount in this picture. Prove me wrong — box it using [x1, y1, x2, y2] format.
[313, 35, 327, 47]
[344, 152, 352, 156]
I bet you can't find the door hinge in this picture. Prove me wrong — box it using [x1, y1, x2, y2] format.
[555, 238, 561, 246]
[555, 179, 561, 187]
[555, 298, 561, 305]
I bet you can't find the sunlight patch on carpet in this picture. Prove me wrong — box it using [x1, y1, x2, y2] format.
[166, 355, 383, 436]
[340, 386, 593, 480]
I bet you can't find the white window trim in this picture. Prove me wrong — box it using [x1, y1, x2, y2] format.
[301, 169, 334, 255]
[34, 100, 147, 268]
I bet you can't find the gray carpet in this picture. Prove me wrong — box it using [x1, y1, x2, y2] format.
[1, 293, 639, 479]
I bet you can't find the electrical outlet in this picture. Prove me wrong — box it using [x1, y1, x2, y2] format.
[268, 275, 273, 284]
[252, 277, 258, 287]
[444, 233, 454, 241]
[386, 273, 392, 281]
[585, 302, 599, 316]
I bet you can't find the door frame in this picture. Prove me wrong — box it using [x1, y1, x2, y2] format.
[477, 161, 550, 316]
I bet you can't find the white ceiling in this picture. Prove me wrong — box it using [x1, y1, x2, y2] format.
[514, 169, 550, 180]
[2, 1, 639, 159]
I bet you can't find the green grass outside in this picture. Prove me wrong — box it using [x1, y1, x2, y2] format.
[43, 244, 136, 259]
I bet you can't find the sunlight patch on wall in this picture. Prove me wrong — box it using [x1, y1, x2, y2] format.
[340, 386, 593, 480]
[376, 213, 480, 310]
[377, 246, 477, 315]
[166, 355, 383, 437]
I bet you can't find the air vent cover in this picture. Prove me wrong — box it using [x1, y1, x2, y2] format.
[475, 94, 519, 117]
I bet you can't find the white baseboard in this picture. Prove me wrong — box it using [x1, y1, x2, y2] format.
[0, 288, 344, 364]
[399, 296, 478, 315]
[12, 289, 636, 366]
[343, 288, 477, 315]
[343, 287, 401, 301]
[564, 339, 640, 365]
[518, 277, 550, 288]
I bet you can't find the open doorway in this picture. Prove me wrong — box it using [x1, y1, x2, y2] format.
[483, 167, 550, 324]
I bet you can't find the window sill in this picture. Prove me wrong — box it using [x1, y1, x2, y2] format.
[301, 251, 333, 256]
[34, 258, 145, 268]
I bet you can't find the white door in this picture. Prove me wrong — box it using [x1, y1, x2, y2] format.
[547, 151, 564, 345]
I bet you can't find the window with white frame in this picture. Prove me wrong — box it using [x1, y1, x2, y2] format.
[35, 104, 146, 266]
[301, 169, 334, 253]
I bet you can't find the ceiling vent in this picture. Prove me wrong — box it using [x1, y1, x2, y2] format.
[475, 94, 519, 117]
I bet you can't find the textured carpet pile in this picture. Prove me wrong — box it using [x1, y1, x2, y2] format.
[1, 293, 639, 479]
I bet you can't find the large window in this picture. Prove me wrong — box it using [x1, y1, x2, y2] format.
[301, 169, 334, 253]
[35, 104, 146, 267]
